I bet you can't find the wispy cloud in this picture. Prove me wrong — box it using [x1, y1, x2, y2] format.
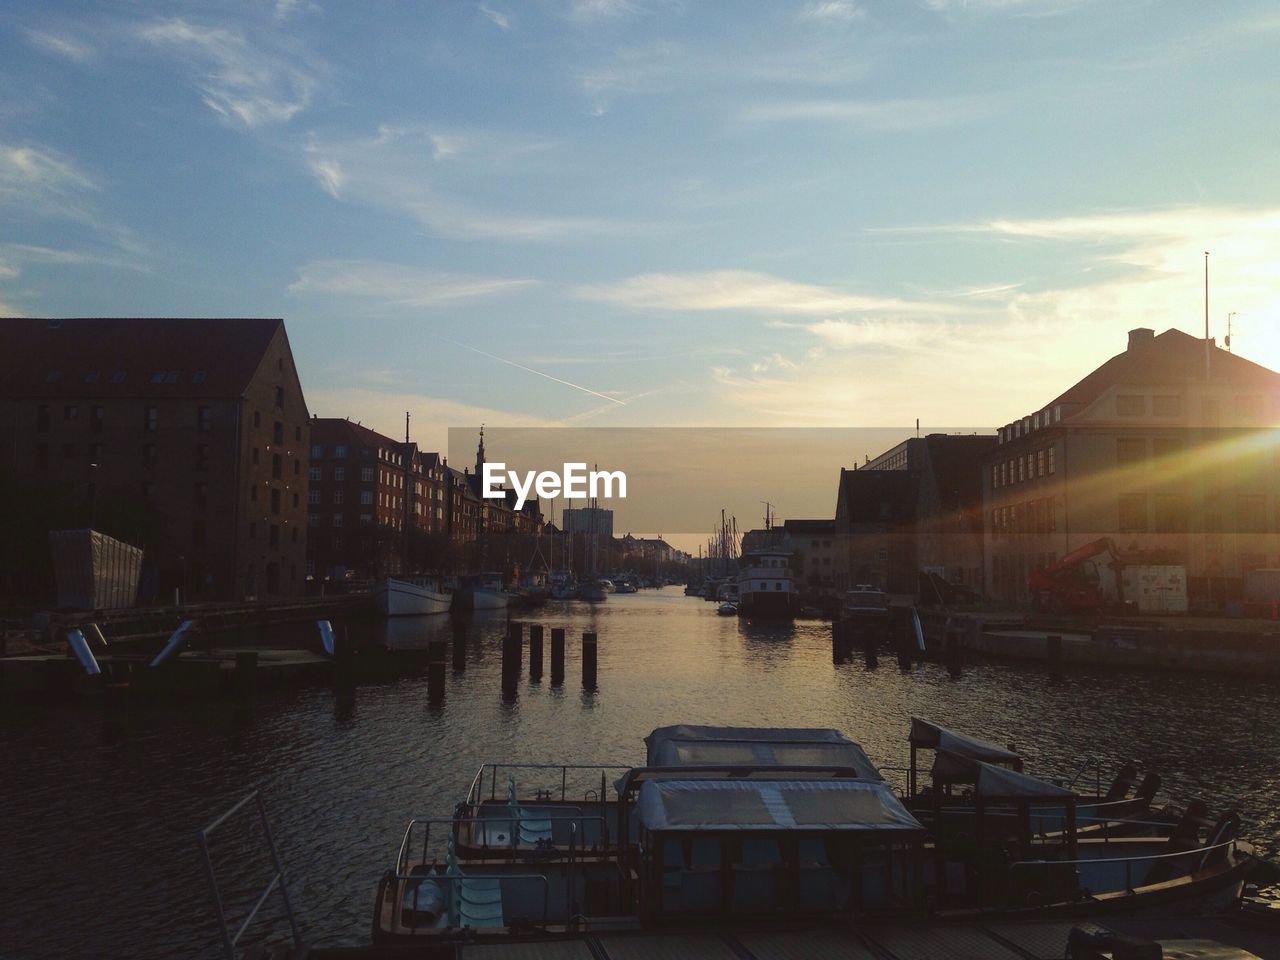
[569, 0, 640, 23]
[302, 125, 626, 241]
[136, 18, 318, 127]
[0, 142, 96, 212]
[25, 28, 95, 63]
[573, 270, 968, 316]
[289, 259, 538, 306]
[479, 3, 511, 29]
[798, 1, 865, 23]
[738, 96, 994, 130]
[0, 243, 146, 272]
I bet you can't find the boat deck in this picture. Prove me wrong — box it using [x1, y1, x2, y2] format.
[281, 915, 1278, 959]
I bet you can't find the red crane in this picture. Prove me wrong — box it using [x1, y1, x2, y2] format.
[1028, 537, 1123, 614]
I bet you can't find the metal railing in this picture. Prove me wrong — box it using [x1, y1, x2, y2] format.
[396, 814, 610, 873]
[197, 790, 300, 960]
[464, 762, 632, 806]
[1008, 836, 1237, 897]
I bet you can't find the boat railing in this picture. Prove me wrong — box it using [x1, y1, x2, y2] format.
[464, 762, 632, 806]
[1066, 757, 1104, 797]
[197, 790, 301, 960]
[397, 815, 611, 873]
[1008, 836, 1237, 897]
[398, 870, 551, 932]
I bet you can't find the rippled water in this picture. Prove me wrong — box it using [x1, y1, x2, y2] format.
[3, 592, 1278, 958]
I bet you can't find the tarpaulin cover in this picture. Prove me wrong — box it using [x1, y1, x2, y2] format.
[637, 779, 924, 833]
[933, 752, 1077, 798]
[644, 725, 882, 781]
[49, 529, 143, 611]
[910, 718, 1021, 767]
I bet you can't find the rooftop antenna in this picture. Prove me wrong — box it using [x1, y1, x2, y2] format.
[1204, 251, 1211, 380]
[1226, 311, 1236, 353]
[760, 500, 774, 530]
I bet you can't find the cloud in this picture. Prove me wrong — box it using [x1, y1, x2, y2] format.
[479, 4, 511, 29]
[289, 259, 538, 306]
[136, 18, 318, 127]
[797, 1, 864, 23]
[302, 125, 625, 241]
[0, 141, 100, 225]
[26, 28, 95, 63]
[0, 243, 146, 272]
[783, 318, 933, 350]
[738, 96, 994, 130]
[573, 270, 968, 316]
[569, 0, 639, 22]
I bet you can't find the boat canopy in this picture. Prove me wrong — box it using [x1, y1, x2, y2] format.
[644, 725, 882, 781]
[939, 753, 1077, 799]
[909, 718, 1022, 769]
[636, 779, 924, 833]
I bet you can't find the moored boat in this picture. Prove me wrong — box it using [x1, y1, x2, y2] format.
[373, 576, 451, 616]
[735, 548, 797, 619]
[453, 572, 510, 611]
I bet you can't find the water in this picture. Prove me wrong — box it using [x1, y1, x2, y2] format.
[3, 592, 1278, 958]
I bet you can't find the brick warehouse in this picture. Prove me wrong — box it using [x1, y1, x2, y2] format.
[0, 318, 310, 603]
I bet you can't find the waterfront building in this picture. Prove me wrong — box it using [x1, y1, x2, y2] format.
[562, 506, 614, 538]
[0, 317, 309, 601]
[780, 519, 844, 594]
[983, 327, 1280, 608]
[861, 433, 997, 593]
[835, 468, 920, 594]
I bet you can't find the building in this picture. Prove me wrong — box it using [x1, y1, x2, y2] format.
[984, 327, 1280, 608]
[0, 317, 310, 602]
[780, 519, 844, 593]
[862, 433, 997, 593]
[562, 506, 614, 538]
[835, 468, 919, 594]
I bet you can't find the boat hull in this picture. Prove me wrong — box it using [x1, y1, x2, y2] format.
[737, 590, 798, 619]
[454, 586, 509, 611]
[374, 578, 451, 616]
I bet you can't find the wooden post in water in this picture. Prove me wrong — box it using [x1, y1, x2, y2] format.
[529, 624, 544, 681]
[863, 624, 878, 669]
[896, 615, 914, 670]
[550, 627, 566, 686]
[831, 620, 846, 664]
[451, 619, 467, 672]
[503, 621, 523, 680]
[427, 639, 447, 705]
[945, 624, 963, 677]
[234, 651, 258, 702]
[1047, 634, 1063, 679]
[582, 631, 598, 689]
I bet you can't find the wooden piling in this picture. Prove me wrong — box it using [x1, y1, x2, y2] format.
[582, 631, 598, 689]
[235, 651, 258, 701]
[551, 627, 565, 686]
[503, 621, 523, 680]
[896, 616, 913, 670]
[451, 619, 467, 672]
[945, 626, 963, 677]
[529, 624, 544, 681]
[863, 627, 879, 669]
[428, 639, 446, 705]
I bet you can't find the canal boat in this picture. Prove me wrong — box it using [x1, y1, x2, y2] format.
[373, 576, 452, 616]
[454, 573, 510, 611]
[371, 724, 1257, 943]
[842, 583, 891, 629]
[735, 548, 798, 619]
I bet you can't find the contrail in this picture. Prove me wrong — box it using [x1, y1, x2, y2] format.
[447, 339, 626, 406]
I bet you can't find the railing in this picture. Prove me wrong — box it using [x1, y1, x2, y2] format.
[1008, 836, 1237, 898]
[197, 791, 301, 960]
[1066, 756, 1105, 797]
[398, 870, 551, 932]
[396, 814, 610, 873]
[464, 762, 632, 806]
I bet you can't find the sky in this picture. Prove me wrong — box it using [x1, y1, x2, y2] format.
[3, 0, 1280, 465]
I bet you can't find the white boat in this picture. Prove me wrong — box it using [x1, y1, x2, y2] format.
[454, 572, 510, 611]
[717, 601, 738, 616]
[374, 576, 451, 616]
[736, 548, 798, 619]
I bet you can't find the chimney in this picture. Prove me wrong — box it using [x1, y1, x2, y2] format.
[1127, 328, 1155, 351]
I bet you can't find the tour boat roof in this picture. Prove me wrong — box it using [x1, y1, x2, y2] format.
[939, 752, 1077, 799]
[636, 779, 925, 833]
[909, 718, 1021, 767]
[645, 725, 882, 781]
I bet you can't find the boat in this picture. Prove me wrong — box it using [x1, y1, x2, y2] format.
[735, 548, 798, 619]
[370, 723, 1258, 944]
[717, 601, 738, 616]
[578, 580, 607, 602]
[453, 572, 510, 611]
[613, 580, 638, 594]
[373, 576, 451, 616]
[842, 583, 890, 625]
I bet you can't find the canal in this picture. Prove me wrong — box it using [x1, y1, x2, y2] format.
[2, 591, 1277, 958]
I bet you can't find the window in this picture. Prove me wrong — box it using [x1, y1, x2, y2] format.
[198, 406, 211, 432]
[273, 421, 284, 444]
[64, 405, 78, 421]
[91, 406, 104, 432]
[143, 444, 157, 467]
[311, 444, 324, 459]
[271, 488, 281, 515]
[196, 444, 209, 471]
[84, 371, 99, 384]
[1116, 395, 1144, 416]
[334, 467, 345, 482]
[309, 466, 322, 481]
[308, 488, 321, 504]
[272, 453, 282, 479]
[192, 369, 206, 384]
[292, 492, 299, 509]
[335, 444, 347, 458]
[110, 371, 126, 383]
[1118, 494, 1148, 533]
[274, 386, 284, 409]
[251, 484, 259, 502]
[308, 513, 319, 526]
[1017, 457, 1025, 482]
[992, 465, 999, 489]
[269, 525, 280, 548]
[252, 447, 260, 465]
[253, 411, 261, 428]
[360, 513, 373, 526]
[361, 467, 374, 482]
[1047, 446, 1055, 474]
[1153, 494, 1187, 533]
[1153, 436, 1182, 460]
[1152, 395, 1181, 417]
[333, 514, 343, 528]
[1033, 412, 1040, 430]
[145, 406, 158, 431]
[360, 490, 373, 505]
[37, 406, 50, 431]
[294, 426, 302, 441]
[1001, 462, 1008, 486]
[334, 489, 344, 505]
[1117, 438, 1146, 466]
[1037, 450, 1046, 477]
